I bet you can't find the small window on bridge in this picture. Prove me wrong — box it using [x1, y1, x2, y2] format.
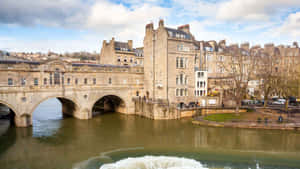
[93, 78, 96, 85]
[44, 78, 47, 85]
[21, 78, 26, 86]
[34, 78, 39, 86]
[54, 69, 60, 85]
[50, 73, 53, 85]
[8, 78, 13, 86]
[84, 78, 88, 85]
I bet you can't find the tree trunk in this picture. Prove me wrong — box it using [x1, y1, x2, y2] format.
[264, 95, 268, 108]
[235, 100, 240, 114]
[285, 100, 289, 116]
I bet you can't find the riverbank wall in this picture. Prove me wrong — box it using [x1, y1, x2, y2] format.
[133, 98, 181, 119]
[192, 118, 300, 131]
[133, 98, 247, 119]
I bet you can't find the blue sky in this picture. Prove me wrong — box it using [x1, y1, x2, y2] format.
[0, 0, 299, 53]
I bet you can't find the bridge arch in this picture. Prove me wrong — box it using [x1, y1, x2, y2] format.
[29, 95, 81, 122]
[91, 95, 126, 116]
[0, 100, 18, 125]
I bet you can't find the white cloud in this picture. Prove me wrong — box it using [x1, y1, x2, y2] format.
[273, 12, 300, 38]
[189, 20, 231, 42]
[86, 1, 169, 47]
[172, 0, 218, 17]
[0, 34, 101, 53]
[0, 0, 169, 51]
[216, 0, 300, 22]
[0, 0, 87, 27]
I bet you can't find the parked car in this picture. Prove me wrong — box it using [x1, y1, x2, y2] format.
[288, 96, 298, 105]
[242, 100, 252, 105]
[272, 99, 285, 105]
[188, 102, 196, 108]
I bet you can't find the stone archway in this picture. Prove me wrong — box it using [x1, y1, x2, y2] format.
[24, 96, 81, 127]
[30, 96, 80, 118]
[0, 102, 17, 126]
[91, 95, 126, 116]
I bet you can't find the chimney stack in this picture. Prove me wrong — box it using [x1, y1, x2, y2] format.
[146, 22, 154, 33]
[159, 19, 164, 27]
[128, 40, 133, 50]
[178, 24, 190, 34]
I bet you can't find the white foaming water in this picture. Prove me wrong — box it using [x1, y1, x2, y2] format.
[100, 156, 209, 169]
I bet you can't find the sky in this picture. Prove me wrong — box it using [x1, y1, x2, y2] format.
[0, 0, 299, 53]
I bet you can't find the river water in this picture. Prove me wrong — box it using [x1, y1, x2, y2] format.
[0, 99, 300, 169]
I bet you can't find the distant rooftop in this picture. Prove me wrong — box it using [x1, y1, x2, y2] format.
[165, 27, 193, 40]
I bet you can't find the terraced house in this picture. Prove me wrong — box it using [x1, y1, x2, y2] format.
[100, 20, 300, 108]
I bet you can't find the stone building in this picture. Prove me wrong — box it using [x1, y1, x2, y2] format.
[143, 20, 212, 107]
[99, 37, 144, 66]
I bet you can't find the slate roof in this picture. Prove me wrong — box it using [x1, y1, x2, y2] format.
[165, 27, 193, 40]
[72, 63, 130, 68]
[0, 60, 40, 65]
[114, 41, 130, 51]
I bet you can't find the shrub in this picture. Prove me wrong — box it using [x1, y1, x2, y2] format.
[257, 117, 262, 123]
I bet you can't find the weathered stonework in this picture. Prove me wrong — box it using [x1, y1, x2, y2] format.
[0, 59, 144, 127]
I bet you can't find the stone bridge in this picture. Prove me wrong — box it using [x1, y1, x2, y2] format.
[0, 60, 144, 127]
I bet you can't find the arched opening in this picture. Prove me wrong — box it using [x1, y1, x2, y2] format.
[0, 103, 16, 128]
[32, 97, 78, 136]
[92, 95, 126, 116]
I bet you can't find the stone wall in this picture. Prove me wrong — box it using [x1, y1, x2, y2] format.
[133, 98, 180, 119]
[201, 108, 247, 115]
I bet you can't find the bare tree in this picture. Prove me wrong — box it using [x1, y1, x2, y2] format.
[256, 49, 279, 107]
[219, 46, 257, 113]
[274, 49, 300, 112]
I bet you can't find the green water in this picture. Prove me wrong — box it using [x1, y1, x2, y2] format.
[0, 99, 300, 169]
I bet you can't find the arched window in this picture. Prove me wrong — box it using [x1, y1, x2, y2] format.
[108, 78, 112, 84]
[54, 68, 60, 85]
[44, 78, 47, 85]
[136, 91, 139, 96]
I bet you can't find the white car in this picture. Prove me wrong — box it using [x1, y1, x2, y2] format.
[272, 99, 285, 105]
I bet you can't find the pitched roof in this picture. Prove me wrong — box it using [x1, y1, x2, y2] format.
[114, 41, 130, 50]
[165, 27, 193, 40]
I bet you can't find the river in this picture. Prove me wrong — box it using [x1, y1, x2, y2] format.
[0, 99, 300, 169]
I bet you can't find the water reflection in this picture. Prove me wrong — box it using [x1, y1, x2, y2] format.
[0, 99, 300, 169]
[32, 98, 62, 137]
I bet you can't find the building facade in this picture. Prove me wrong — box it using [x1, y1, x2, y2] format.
[99, 20, 300, 107]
